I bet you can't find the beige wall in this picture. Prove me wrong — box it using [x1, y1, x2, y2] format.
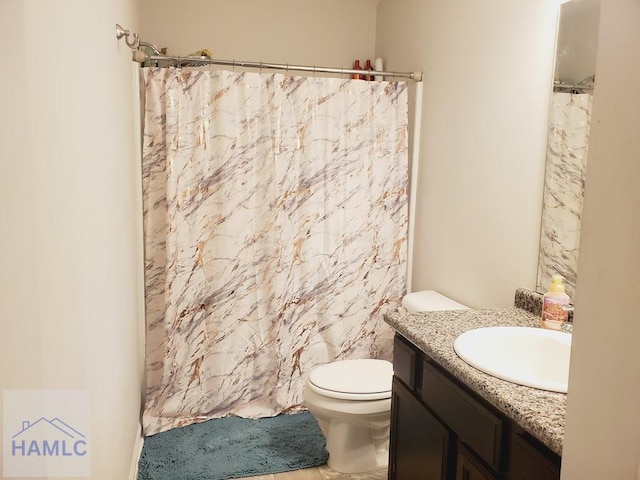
[139, 0, 379, 68]
[561, 1, 640, 478]
[0, 0, 144, 478]
[376, 0, 559, 307]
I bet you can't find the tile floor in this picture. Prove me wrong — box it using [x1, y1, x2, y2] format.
[241, 465, 387, 480]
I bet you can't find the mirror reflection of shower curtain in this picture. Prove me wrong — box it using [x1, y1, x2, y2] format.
[538, 92, 593, 299]
[141, 68, 409, 436]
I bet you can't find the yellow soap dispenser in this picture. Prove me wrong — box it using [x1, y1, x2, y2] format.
[541, 275, 570, 330]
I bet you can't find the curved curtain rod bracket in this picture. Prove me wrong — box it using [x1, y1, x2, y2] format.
[116, 24, 140, 49]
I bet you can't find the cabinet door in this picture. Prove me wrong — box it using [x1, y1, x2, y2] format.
[456, 444, 498, 480]
[389, 377, 452, 480]
[421, 359, 503, 471]
[508, 430, 560, 480]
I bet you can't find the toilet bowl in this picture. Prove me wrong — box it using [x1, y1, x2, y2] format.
[304, 290, 468, 474]
[303, 359, 392, 473]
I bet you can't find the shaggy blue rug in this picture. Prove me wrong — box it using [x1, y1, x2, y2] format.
[137, 412, 328, 480]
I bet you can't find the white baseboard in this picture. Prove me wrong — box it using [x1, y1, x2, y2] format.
[129, 422, 144, 480]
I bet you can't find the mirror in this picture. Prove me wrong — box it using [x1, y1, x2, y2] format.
[537, 0, 600, 299]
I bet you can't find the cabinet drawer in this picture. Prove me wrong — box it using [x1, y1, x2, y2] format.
[421, 359, 503, 471]
[393, 335, 417, 390]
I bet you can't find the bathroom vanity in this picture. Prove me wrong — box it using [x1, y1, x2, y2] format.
[385, 301, 564, 480]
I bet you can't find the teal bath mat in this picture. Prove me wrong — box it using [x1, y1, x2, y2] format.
[137, 412, 328, 480]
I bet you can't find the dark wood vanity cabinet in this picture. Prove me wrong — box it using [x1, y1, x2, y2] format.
[388, 334, 561, 480]
[456, 443, 496, 480]
[506, 427, 562, 480]
[390, 378, 452, 480]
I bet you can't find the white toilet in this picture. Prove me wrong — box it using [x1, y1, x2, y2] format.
[303, 290, 468, 474]
[401, 289, 469, 312]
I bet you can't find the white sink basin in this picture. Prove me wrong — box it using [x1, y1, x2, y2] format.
[453, 326, 571, 393]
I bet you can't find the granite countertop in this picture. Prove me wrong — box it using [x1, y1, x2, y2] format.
[384, 306, 566, 456]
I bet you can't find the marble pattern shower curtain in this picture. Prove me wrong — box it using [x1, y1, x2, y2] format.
[141, 67, 409, 436]
[537, 92, 593, 299]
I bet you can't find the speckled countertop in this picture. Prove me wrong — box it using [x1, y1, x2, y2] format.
[384, 303, 566, 456]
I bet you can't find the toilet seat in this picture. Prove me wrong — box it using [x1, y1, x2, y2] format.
[308, 359, 392, 401]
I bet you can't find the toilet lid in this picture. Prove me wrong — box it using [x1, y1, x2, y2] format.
[308, 359, 393, 400]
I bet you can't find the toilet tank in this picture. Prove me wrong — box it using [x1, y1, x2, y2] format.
[402, 290, 468, 312]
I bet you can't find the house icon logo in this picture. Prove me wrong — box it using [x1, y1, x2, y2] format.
[11, 417, 88, 457]
[3, 389, 91, 477]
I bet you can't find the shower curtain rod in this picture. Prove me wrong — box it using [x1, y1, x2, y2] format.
[116, 24, 423, 82]
[553, 84, 594, 92]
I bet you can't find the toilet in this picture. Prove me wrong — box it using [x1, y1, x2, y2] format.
[401, 289, 469, 312]
[303, 290, 468, 474]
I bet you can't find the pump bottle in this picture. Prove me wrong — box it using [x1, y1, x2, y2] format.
[541, 275, 570, 330]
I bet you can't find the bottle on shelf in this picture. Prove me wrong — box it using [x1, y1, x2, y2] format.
[364, 59, 373, 81]
[351, 60, 363, 80]
[374, 58, 384, 81]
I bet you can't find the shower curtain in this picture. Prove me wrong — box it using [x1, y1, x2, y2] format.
[141, 67, 409, 436]
[537, 91, 593, 299]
